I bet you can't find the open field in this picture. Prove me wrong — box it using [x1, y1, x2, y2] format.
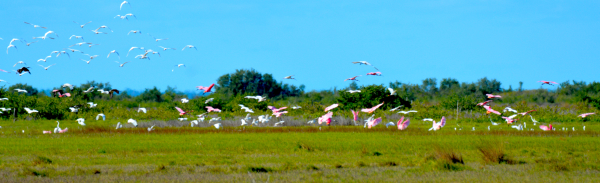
[1, 120, 600, 182]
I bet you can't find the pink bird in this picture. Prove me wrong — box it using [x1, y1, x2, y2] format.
[367, 117, 382, 129]
[58, 128, 68, 133]
[59, 93, 71, 97]
[361, 102, 384, 113]
[501, 116, 517, 124]
[318, 112, 334, 125]
[397, 116, 410, 130]
[578, 113, 595, 118]
[366, 72, 381, 76]
[205, 106, 221, 113]
[43, 131, 52, 134]
[351, 110, 359, 121]
[0, 69, 10, 73]
[483, 105, 501, 115]
[518, 110, 537, 116]
[539, 124, 553, 131]
[273, 111, 288, 117]
[476, 100, 492, 106]
[268, 106, 288, 113]
[344, 76, 361, 82]
[486, 94, 502, 99]
[324, 104, 339, 112]
[196, 83, 215, 93]
[428, 117, 446, 131]
[538, 81, 558, 86]
[176, 106, 187, 115]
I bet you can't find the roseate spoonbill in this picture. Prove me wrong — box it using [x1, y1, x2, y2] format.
[175, 107, 187, 115]
[318, 112, 334, 125]
[344, 76, 361, 82]
[387, 88, 396, 95]
[182, 45, 197, 51]
[366, 72, 381, 76]
[24, 107, 38, 113]
[214, 123, 222, 129]
[538, 81, 558, 86]
[196, 84, 215, 93]
[486, 94, 502, 99]
[397, 116, 410, 130]
[73, 21, 91, 28]
[483, 105, 501, 115]
[206, 106, 221, 113]
[120, 1, 131, 10]
[283, 75, 296, 80]
[518, 110, 536, 116]
[397, 110, 417, 114]
[77, 118, 85, 126]
[273, 111, 288, 117]
[428, 117, 446, 131]
[245, 96, 266, 102]
[367, 117, 382, 129]
[351, 61, 379, 70]
[351, 110, 359, 125]
[502, 114, 518, 124]
[58, 128, 68, 133]
[539, 124, 553, 131]
[503, 107, 518, 113]
[324, 104, 339, 112]
[24, 22, 47, 29]
[268, 106, 288, 113]
[96, 114, 105, 120]
[43, 131, 52, 134]
[578, 113, 595, 118]
[347, 90, 361, 93]
[127, 119, 138, 127]
[361, 102, 384, 113]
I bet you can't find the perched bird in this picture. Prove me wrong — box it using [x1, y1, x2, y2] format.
[116, 122, 122, 129]
[324, 104, 339, 112]
[428, 117, 446, 131]
[274, 121, 285, 127]
[196, 84, 215, 93]
[73, 21, 92, 28]
[538, 81, 558, 86]
[127, 119, 138, 127]
[178, 118, 188, 121]
[344, 76, 361, 82]
[96, 113, 106, 121]
[351, 61, 379, 70]
[351, 110, 359, 122]
[69, 107, 79, 113]
[511, 124, 523, 131]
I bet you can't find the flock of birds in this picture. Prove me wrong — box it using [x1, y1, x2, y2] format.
[1, 2, 596, 134]
[2, 1, 196, 77]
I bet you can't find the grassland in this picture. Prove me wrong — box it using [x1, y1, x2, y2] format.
[1, 119, 600, 182]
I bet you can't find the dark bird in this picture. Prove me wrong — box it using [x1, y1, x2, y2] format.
[51, 89, 64, 97]
[109, 89, 120, 98]
[16, 67, 31, 75]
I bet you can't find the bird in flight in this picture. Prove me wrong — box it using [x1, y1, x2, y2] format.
[15, 67, 31, 75]
[366, 72, 382, 76]
[120, 1, 131, 10]
[352, 61, 379, 70]
[196, 84, 215, 93]
[13, 61, 26, 67]
[24, 22, 47, 29]
[115, 61, 129, 67]
[182, 45, 197, 51]
[538, 81, 558, 86]
[486, 94, 502, 99]
[428, 117, 446, 131]
[397, 116, 410, 130]
[127, 30, 142, 35]
[73, 21, 92, 28]
[159, 46, 176, 51]
[148, 34, 168, 42]
[107, 50, 120, 58]
[283, 75, 296, 80]
[38, 64, 56, 70]
[344, 76, 361, 82]
[37, 56, 51, 62]
[95, 25, 113, 32]
[347, 90, 361, 93]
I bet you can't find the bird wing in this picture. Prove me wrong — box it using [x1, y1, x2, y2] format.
[324, 104, 339, 112]
[175, 107, 185, 113]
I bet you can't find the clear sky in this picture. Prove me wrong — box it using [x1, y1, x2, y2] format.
[1, 0, 599, 92]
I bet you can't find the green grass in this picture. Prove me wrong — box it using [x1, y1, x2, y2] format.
[1, 120, 600, 182]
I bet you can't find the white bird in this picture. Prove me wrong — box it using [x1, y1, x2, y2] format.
[69, 107, 79, 113]
[138, 108, 147, 113]
[135, 52, 150, 60]
[107, 50, 120, 58]
[57, 51, 70, 58]
[120, 1, 131, 10]
[197, 114, 206, 122]
[204, 98, 214, 104]
[472, 127, 476, 131]
[115, 61, 129, 67]
[149, 34, 168, 42]
[385, 122, 395, 128]
[37, 56, 51, 62]
[489, 116, 499, 125]
[13, 61, 26, 67]
[274, 121, 285, 127]
[77, 118, 86, 126]
[24, 107, 38, 114]
[125, 13, 137, 19]
[503, 107, 518, 113]
[422, 118, 433, 122]
[38, 64, 56, 70]
[128, 30, 142, 35]
[14, 89, 27, 93]
[209, 117, 222, 123]
[62, 83, 74, 90]
[115, 122, 122, 129]
[178, 118, 188, 121]
[73, 21, 91, 28]
[87, 102, 97, 108]
[181, 98, 189, 103]
[241, 119, 248, 126]
[245, 96, 267, 102]
[54, 121, 62, 133]
[283, 75, 296, 80]
[69, 35, 84, 41]
[182, 45, 197, 51]
[96, 113, 106, 121]
[80, 59, 92, 64]
[214, 123, 222, 129]
[127, 119, 138, 127]
[511, 124, 523, 131]
[397, 110, 418, 114]
[70, 42, 90, 47]
[159, 46, 176, 51]
[83, 87, 94, 93]
[176, 64, 186, 68]
[7, 44, 17, 54]
[389, 105, 403, 112]
[239, 105, 254, 113]
[488, 126, 490, 131]
[292, 106, 302, 109]
[347, 90, 361, 93]
[24, 22, 47, 29]
[387, 88, 397, 95]
[23, 40, 38, 46]
[0, 107, 11, 111]
[190, 120, 199, 127]
[95, 25, 113, 32]
[529, 115, 538, 124]
[351, 61, 379, 70]
[148, 125, 155, 132]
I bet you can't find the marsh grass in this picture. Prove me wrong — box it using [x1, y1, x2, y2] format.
[477, 140, 521, 165]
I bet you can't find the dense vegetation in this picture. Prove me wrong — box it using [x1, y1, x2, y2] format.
[0, 69, 598, 122]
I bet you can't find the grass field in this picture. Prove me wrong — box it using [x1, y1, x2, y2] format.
[1, 119, 600, 182]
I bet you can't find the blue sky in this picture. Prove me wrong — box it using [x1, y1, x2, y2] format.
[1, 0, 599, 93]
